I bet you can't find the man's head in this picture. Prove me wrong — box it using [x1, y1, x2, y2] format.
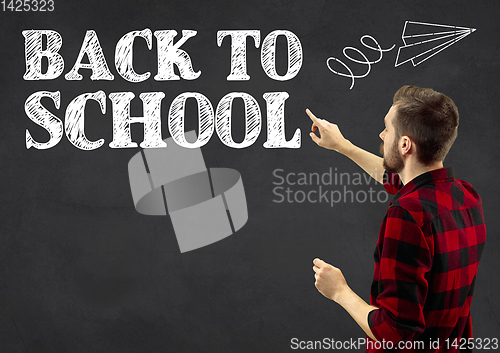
[380, 85, 459, 173]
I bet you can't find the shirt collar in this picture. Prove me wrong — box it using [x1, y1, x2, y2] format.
[392, 167, 454, 203]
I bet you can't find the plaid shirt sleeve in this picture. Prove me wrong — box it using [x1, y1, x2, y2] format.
[368, 204, 431, 345]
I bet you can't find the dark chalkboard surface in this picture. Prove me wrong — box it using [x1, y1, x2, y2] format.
[1, 1, 499, 351]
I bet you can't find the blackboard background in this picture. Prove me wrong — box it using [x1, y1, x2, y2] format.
[1, 0, 499, 352]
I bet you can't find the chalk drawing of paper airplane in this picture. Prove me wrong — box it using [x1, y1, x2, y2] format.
[128, 131, 248, 253]
[395, 21, 476, 67]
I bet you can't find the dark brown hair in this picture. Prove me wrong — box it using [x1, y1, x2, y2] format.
[392, 85, 459, 165]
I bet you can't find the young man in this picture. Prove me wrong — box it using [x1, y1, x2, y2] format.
[307, 86, 486, 352]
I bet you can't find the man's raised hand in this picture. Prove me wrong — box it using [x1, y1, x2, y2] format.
[306, 109, 352, 154]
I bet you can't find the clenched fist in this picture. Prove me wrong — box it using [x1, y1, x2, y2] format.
[313, 258, 349, 303]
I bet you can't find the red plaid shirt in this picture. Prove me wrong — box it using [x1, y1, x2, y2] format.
[366, 167, 486, 352]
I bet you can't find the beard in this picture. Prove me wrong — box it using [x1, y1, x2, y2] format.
[380, 140, 404, 173]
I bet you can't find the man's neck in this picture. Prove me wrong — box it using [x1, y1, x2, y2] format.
[399, 161, 444, 185]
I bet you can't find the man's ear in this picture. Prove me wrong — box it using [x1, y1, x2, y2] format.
[400, 136, 413, 156]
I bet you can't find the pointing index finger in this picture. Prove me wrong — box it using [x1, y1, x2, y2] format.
[306, 108, 319, 123]
[313, 258, 324, 267]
